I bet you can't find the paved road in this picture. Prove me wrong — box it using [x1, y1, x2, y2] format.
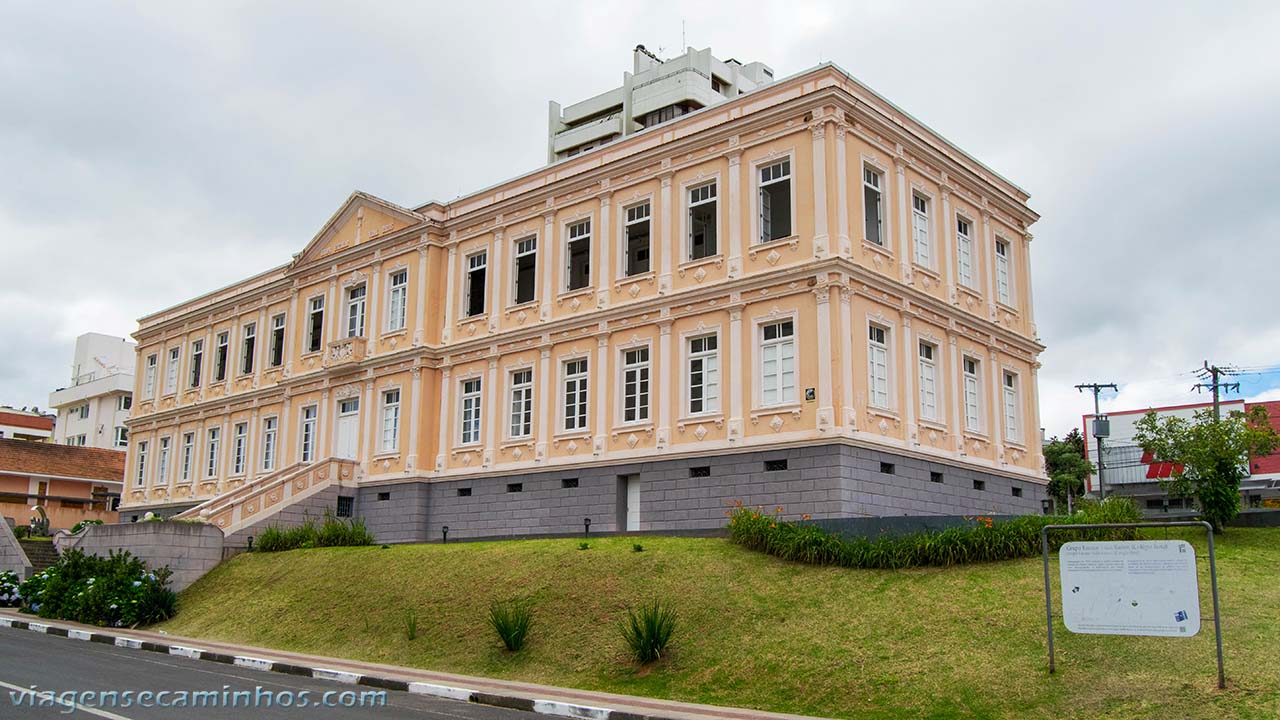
[0, 627, 528, 719]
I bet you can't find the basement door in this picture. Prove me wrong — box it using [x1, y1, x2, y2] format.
[617, 474, 641, 532]
[335, 398, 360, 460]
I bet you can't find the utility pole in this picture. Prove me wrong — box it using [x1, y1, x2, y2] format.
[1076, 382, 1118, 500]
[1193, 362, 1240, 421]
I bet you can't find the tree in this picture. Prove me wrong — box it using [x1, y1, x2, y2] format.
[1133, 405, 1280, 533]
[1044, 428, 1093, 511]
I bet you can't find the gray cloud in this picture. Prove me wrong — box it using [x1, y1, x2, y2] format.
[3, 0, 1278, 437]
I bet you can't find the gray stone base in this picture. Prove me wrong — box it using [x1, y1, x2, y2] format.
[357, 443, 1047, 544]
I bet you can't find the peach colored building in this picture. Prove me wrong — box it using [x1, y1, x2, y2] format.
[123, 48, 1047, 541]
[0, 439, 122, 531]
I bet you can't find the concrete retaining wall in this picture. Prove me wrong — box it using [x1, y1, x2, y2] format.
[62, 522, 224, 592]
[0, 519, 32, 580]
[224, 485, 345, 549]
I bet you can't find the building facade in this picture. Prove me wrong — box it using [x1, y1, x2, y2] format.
[0, 409, 54, 443]
[48, 333, 136, 449]
[124, 51, 1047, 542]
[0, 439, 122, 531]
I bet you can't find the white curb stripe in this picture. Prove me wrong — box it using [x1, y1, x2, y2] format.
[169, 645, 202, 659]
[533, 700, 613, 720]
[408, 682, 476, 702]
[312, 668, 361, 684]
[114, 636, 142, 649]
[233, 655, 274, 671]
[28, 623, 49, 633]
[67, 628, 93, 641]
[0, 617, 12, 627]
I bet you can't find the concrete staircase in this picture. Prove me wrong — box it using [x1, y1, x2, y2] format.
[18, 539, 58, 573]
[174, 458, 359, 539]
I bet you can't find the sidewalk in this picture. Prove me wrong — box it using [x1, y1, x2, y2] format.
[0, 609, 826, 720]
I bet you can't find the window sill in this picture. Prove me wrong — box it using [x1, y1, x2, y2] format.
[372, 450, 400, 460]
[995, 301, 1020, 316]
[613, 271, 656, 292]
[918, 418, 948, 433]
[751, 403, 801, 417]
[678, 412, 724, 425]
[677, 255, 724, 274]
[962, 429, 990, 442]
[457, 314, 488, 326]
[867, 406, 900, 420]
[611, 421, 654, 436]
[450, 443, 483, 454]
[555, 287, 595, 306]
[1004, 438, 1027, 451]
[380, 328, 408, 340]
[501, 437, 534, 448]
[861, 238, 893, 257]
[747, 235, 800, 259]
[912, 263, 940, 281]
[553, 429, 592, 442]
[503, 300, 540, 315]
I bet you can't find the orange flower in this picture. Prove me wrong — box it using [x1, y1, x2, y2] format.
[775, 506, 783, 514]
[769, 523, 776, 529]
[802, 514, 811, 521]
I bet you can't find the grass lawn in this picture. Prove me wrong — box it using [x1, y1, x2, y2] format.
[157, 528, 1280, 720]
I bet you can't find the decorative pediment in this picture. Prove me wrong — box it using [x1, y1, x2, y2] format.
[292, 191, 423, 268]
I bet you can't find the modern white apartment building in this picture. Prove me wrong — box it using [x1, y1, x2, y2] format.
[48, 333, 136, 450]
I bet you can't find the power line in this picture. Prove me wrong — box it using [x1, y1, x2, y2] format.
[1192, 361, 1241, 420]
[1076, 382, 1118, 500]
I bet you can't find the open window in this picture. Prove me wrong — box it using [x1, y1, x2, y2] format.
[624, 203, 651, 276]
[513, 236, 537, 305]
[565, 220, 591, 291]
[758, 159, 792, 243]
[688, 182, 717, 260]
[465, 252, 487, 317]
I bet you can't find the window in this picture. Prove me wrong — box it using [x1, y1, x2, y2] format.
[180, 432, 194, 482]
[346, 284, 366, 338]
[143, 354, 157, 399]
[213, 331, 228, 382]
[995, 240, 1012, 305]
[307, 296, 325, 353]
[241, 323, 256, 374]
[622, 347, 650, 423]
[189, 339, 204, 388]
[1003, 371, 1021, 442]
[456, 487, 472, 497]
[165, 347, 180, 394]
[507, 482, 523, 493]
[336, 496, 354, 518]
[561, 478, 579, 489]
[156, 437, 170, 485]
[623, 202, 651, 276]
[689, 466, 711, 478]
[956, 218, 974, 289]
[464, 252, 487, 317]
[863, 167, 884, 245]
[639, 102, 695, 127]
[232, 422, 247, 475]
[973, 479, 986, 491]
[565, 220, 591, 291]
[460, 378, 483, 444]
[118, 394, 132, 411]
[270, 313, 286, 366]
[912, 194, 931, 267]
[963, 357, 982, 431]
[300, 406, 318, 462]
[868, 326, 890, 409]
[688, 182, 717, 259]
[563, 358, 589, 431]
[688, 335, 719, 414]
[758, 159, 792, 243]
[880, 462, 895, 475]
[918, 342, 938, 422]
[760, 320, 796, 406]
[512, 237, 537, 305]
[114, 427, 128, 448]
[509, 370, 533, 438]
[764, 459, 788, 472]
[73, 404, 89, 420]
[1012, 486, 1023, 498]
[387, 270, 408, 332]
[135, 441, 148, 486]
[262, 417, 278, 471]
[67, 434, 86, 446]
[206, 427, 220, 478]
[930, 471, 944, 483]
[378, 386, 399, 448]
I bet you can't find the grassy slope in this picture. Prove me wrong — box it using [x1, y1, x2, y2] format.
[159, 529, 1280, 720]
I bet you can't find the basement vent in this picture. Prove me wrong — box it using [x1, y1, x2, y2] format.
[764, 459, 788, 472]
[880, 462, 896, 475]
[930, 471, 944, 484]
[562, 478, 579, 489]
[507, 483, 523, 493]
[689, 466, 711, 478]
[973, 480, 986, 492]
[377, 492, 391, 501]
[457, 487, 472, 497]
[1011, 486, 1023, 498]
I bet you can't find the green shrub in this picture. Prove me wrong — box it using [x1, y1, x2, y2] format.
[0, 571, 21, 608]
[253, 513, 373, 552]
[620, 599, 677, 664]
[578, 542, 590, 551]
[487, 598, 533, 652]
[726, 497, 1143, 569]
[632, 543, 644, 553]
[403, 608, 418, 641]
[17, 549, 177, 627]
[70, 519, 104, 535]
[13, 526, 27, 540]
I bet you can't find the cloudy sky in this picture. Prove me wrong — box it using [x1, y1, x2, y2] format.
[3, 0, 1278, 438]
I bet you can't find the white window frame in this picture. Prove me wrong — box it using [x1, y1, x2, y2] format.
[206, 427, 220, 479]
[155, 436, 170, 486]
[561, 356, 589, 432]
[261, 416, 278, 471]
[1003, 370, 1022, 443]
[117, 394, 132, 411]
[867, 324, 891, 410]
[240, 322, 256, 375]
[863, 165, 885, 246]
[619, 344, 651, 425]
[956, 215, 975, 289]
[300, 405, 318, 463]
[189, 339, 204, 388]
[685, 332, 720, 416]
[345, 284, 367, 338]
[135, 440, 148, 487]
[963, 356, 983, 432]
[179, 432, 194, 482]
[114, 426, 128, 448]
[511, 236, 538, 306]
[231, 422, 247, 476]
[911, 192, 932, 268]
[381, 389, 401, 452]
[164, 347, 180, 395]
[995, 238, 1013, 306]
[563, 218, 593, 293]
[754, 155, 795, 245]
[685, 179, 719, 261]
[143, 353, 157, 399]
[918, 341, 938, 422]
[758, 317, 797, 408]
[306, 295, 325, 353]
[386, 269, 408, 333]
[459, 377, 483, 445]
[621, 200, 653, 278]
[463, 251, 488, 318]
[270, 312, 287, 366]
[508, 369, 534, 439]
[213, 331, 229, 382]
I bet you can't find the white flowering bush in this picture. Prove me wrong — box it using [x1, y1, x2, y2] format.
[0, 571, 21, 608]
[17, 549, 176, 627]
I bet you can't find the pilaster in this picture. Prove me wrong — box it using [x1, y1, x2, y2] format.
[834, 122, 852, 257]
[593, 332, 609, 455]
[810, 121, 830, 259]
[902, 314, 917, 444]
[656, 320, 672, 448]
[940, 183, 956, 304]
[488, 231, 503, 332]
[442, 245, 458, 343]
[727, 305, 744, 442]
[596, 198, 612, 308]
[726, 151, 743, 278]
[814, 285, 834, 433]
[540, 215, 555, 320]
[406, 367, 421, 471]
[895, 153, 912, 285]
[413, 245, 427, 346]
[536, 346, 551, 461]
[837, 284, 856, 433]
[988, 347, 1005, 463]
[484, 357, 498, 468]
[948, 336, 963, 454]
[435, 366, 451, 472]
[658, 174, 673, 294]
